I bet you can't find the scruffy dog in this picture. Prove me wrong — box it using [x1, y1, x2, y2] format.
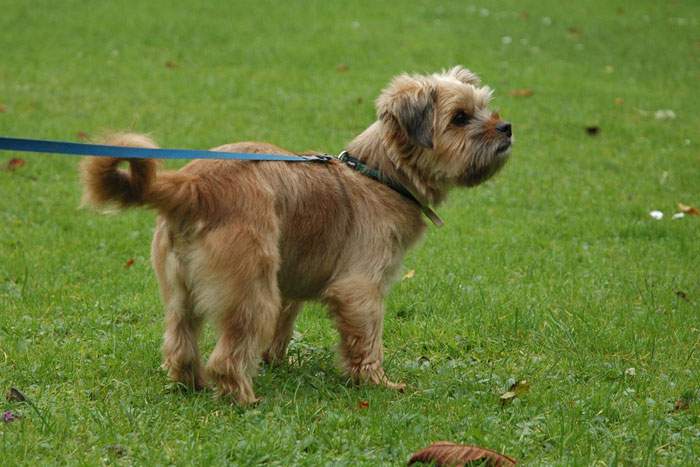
[81, 66, 512, 404]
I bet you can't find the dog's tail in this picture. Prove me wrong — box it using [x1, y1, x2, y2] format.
[80, 132, 198, 216]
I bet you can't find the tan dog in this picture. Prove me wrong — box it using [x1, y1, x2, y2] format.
[81, 66, 512, 404]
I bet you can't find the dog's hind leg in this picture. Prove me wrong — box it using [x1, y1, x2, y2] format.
[263, 300, 303, 365]
[203, 225, 281, 405]
[152, 221, 206, 390]
[324, 275, 405, 391]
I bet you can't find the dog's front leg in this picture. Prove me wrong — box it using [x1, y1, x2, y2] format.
[325, 277, 405, 391]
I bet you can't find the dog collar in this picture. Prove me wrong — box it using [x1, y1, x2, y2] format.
[338, 151, 444, 227]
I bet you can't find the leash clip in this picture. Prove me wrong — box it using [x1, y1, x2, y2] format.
[305, 154, 334, 163]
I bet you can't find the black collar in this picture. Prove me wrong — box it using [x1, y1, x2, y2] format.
[337, 150, 444, 227]
[337, 151, 418, 204]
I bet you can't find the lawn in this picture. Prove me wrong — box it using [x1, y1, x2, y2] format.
[1, 0, 699, 464]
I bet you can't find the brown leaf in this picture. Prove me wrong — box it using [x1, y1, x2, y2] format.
[6, 387, 26, 402]
[509, 380, 530, 396]
[408, 441, 517, 466]
[678, 203, 699, 216]
[165, 60, 178, 69]
[358, 400, 369, 409]
[673, 399, 690, 412]
[0, 104, 6, 113]
[508, 88, 533, 97]
[567, 27, 583, 39]
[5, 158, 25, 171]
[336, 63, 349, 73]
[614, 97, 624, 106]
[76, 131, 90, 141]
[585, 126, 600, 136]
[518, 11, 529, 20]
[125, 258, 135, 268]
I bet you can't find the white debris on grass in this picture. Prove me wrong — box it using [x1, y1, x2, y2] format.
[649, 210, 664, 220]
[655, 109, 676, 120]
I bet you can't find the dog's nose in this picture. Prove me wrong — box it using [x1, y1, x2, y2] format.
[496, 122, 512, 137]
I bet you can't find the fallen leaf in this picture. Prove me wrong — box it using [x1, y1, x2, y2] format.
[519, 11, 529, 20]
[0, 104, 6, 113]
[585, 126, 600, 136]
[402, 269, 415, 280]
[408, 441, 517, 466]
[614, 97, 624, 105]
[508, 88, 533, 97]
[125, 258, 135, 268]
[673, 399, 690, 412]
[165, 60, 178, 69]
[5, 158, 25, 171]
[567, 26, 583, 39]
[678, 203, 699, 216]
[6, 387, 26, 402]
[500, 391, 517, 404]
[76, 131, 90, 141]
[509, 379, 530, 396]
[676, 290, 689, 301]
[358, 400, 369, 409]
[336, 63, 349, 73]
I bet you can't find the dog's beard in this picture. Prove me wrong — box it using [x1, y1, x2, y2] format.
[457, 142, 511, 187]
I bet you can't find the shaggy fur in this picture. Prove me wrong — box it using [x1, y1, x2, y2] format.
[80, 66, 512, 404]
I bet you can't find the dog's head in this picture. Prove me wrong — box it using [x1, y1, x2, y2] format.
[376, 66, 512, 190]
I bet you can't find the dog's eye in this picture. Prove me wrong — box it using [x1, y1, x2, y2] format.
[451, 111, 470, 126]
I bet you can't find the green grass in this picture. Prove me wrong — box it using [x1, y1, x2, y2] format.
[1, 0, 699, 464]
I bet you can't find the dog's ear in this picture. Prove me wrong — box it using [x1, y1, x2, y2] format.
[444, 65, 481, 86]
[376, 75, 436, 149]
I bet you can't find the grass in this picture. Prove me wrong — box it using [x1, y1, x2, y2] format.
[1, 0, 699, 464]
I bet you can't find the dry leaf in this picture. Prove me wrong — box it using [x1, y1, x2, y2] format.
[6, 387, 26, 402]
[673, 399, 690, 412]
[402, 269, 415, 280]
[614, 97, 624, 106]
[519, 11, 529, 20]
[509, 380, 530, 396]
[125, 258, 135, 268]
[76, 131, 90, 141]
[678, 203, 699, 216]
[0, 104, 6, 113]
[585, 126, 600, 136]
[358, 400, 369, 409]
[165, 60, 178, 69]
[567, 27, 582, 39]
[408, 441, 517, 466]
[5, 158, 25, 171]
[500, 380, 529, 405]
[508, 88, 533, 97]
[500, 391, 517, 404]
[336, 63, 349, 73]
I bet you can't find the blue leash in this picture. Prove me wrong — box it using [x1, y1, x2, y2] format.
[0, 136, 333, 162]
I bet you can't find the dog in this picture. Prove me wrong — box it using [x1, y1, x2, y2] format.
[80, 66, 512, 404]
